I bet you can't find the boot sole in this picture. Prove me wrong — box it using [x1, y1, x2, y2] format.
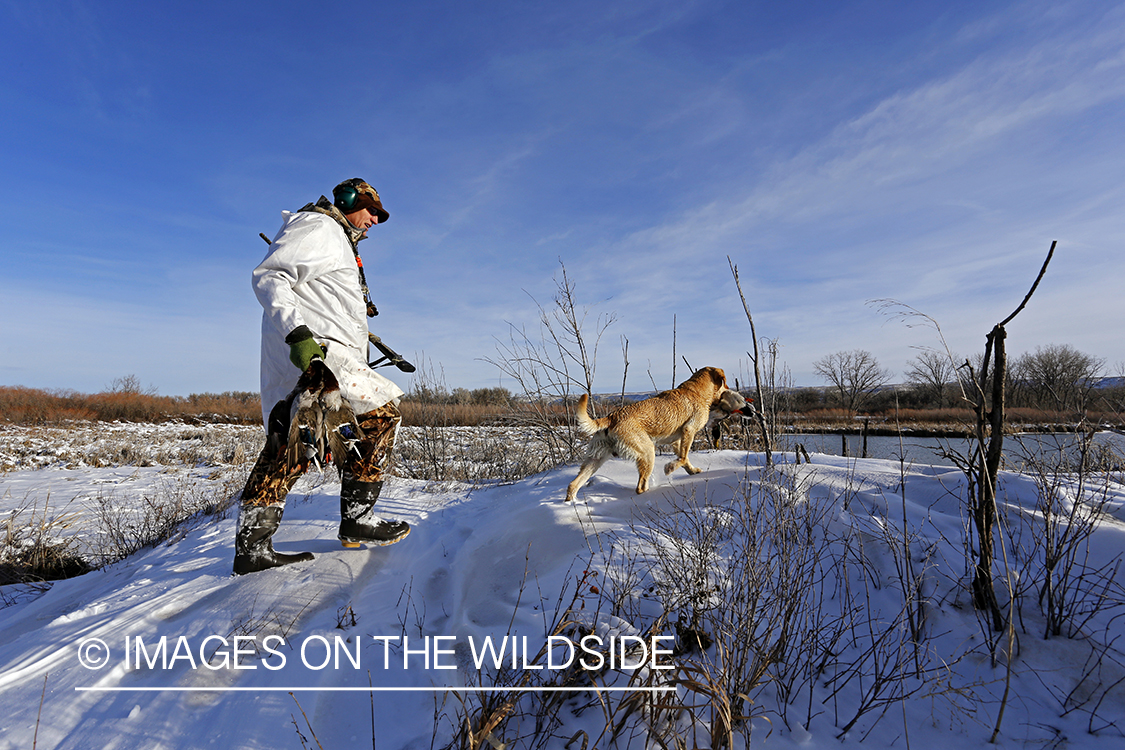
[232, 551, 314, 576]
[339, 527, 410, 548]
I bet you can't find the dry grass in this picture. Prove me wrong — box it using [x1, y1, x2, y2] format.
[89, 467, 248, 565]
[0, 386, 261, 425]
[0, 422, 264, 472]
[1, 497, 90, 589]
[399, 401, 506, 427]
[399, 400, 573, 428]
[1, 384, 574, 431]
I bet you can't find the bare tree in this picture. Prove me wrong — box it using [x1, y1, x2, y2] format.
[728, 258, 773, 464]
[106, 374, 157, 396]
[484, 261, 617, 467]
[1106, 362, 1125, 415]
[962, 241, 1056, 636]
[813, 350, 892, 414]
[905, 350, 958, 408]
[1010, 344, 1105, 413]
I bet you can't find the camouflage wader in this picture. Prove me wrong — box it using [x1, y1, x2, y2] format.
[239, 402, 401, 508]
[345, 404, 401, 482]
[233, 400, 405, 575]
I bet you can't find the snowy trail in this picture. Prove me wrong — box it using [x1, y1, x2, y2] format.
[0, 463, 603, 748]
[0, 477, 421, 748]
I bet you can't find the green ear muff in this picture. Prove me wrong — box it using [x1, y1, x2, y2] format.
[334, 183, 359, 212]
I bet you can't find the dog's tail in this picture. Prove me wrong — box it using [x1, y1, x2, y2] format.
[574, 394, 610, 435]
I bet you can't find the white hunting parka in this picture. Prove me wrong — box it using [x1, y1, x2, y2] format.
[252, 198, 404, 426]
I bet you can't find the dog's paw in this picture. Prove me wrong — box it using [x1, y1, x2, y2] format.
[663, 461, 678, 475]
[685, 465, 702, 475]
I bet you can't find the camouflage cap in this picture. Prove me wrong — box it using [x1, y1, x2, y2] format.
[333, 178, 390, 223]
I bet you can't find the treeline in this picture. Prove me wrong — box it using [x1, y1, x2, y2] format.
[397, 383, 561, 427]
[0, 378, 526, 427]
[4, 341, 1122, 428]
[799, 343, 1123, 425]
[407, 384, 515, 407]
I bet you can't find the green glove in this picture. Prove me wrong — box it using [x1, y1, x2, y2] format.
[285, 325, 325, 371]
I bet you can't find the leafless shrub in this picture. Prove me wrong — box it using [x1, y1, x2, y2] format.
[616, 462, 992, 744]
[0, 495, 89, 591]
[1057, 613, 1125, 736]
[394, 360, 561, 486]
[1008, 429, 1124, 639]
[417, 453, 1008, 747]
[608, 470, 855, 744]
[821, 603, 957, 740]
[228, 594, 311, 650]
[482, 261, 617, 470]
[874, 247, 1125, 740]
[335, 603, 358, 630]
[88, 467, 246, 564]
[435, 552, 579, 750]
[395, 425, 560, 487]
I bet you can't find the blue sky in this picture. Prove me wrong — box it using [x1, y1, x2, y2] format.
[2, 0, 1122, 397]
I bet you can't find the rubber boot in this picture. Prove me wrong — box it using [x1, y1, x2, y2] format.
[233, 505, 314, 575]
[339, 476, 410, 548]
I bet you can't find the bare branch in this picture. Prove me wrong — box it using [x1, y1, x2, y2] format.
[999, 240, 1057, 328]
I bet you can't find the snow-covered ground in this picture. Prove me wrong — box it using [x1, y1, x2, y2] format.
[0, 422, 263, 473]
[1, 426, 1124, 749]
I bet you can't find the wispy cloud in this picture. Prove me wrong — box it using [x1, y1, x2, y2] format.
[529, 4, 1125, 385]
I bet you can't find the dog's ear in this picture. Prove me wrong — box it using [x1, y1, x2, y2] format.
[711, 367, 726, 388]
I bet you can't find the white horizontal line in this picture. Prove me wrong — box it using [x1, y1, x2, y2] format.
[76, 686, 676, 693]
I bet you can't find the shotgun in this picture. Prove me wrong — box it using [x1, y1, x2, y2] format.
[367, 333, 416, 373]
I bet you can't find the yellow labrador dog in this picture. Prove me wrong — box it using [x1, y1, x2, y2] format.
[565, 367, 729, 502]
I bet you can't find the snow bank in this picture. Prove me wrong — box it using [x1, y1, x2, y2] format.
[0, 449, 1122, 749]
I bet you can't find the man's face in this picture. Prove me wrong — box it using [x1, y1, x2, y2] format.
[344, 208, 379, 232]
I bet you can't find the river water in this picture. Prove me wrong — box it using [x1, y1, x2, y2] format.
[774, 431, 1125, 469]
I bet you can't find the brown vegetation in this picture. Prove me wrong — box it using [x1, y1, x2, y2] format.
[398, 401, 505, 427]
[399, 399, 572, 428]
[0, 385, 261, 425]
[4, 381, 1121, 434]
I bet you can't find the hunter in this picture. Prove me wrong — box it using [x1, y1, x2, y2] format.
[233, 178, 409, 575]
